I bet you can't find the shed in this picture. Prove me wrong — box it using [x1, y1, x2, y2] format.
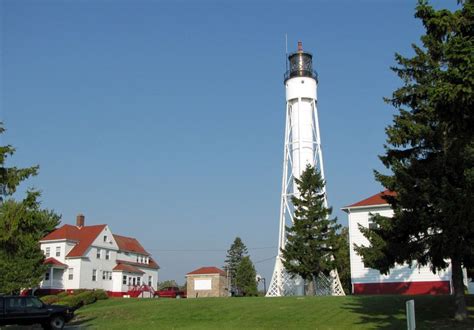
[186, 267, 228, 298]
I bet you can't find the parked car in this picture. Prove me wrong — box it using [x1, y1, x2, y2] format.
[0, 295, 75, 329]
[155, 286, 186, 298]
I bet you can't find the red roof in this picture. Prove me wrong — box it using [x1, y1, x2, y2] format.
[115, 259, 159, 270]
[113, 263, 144, 274]
[345, 190, 396, 208]
[113, 234, 150, 256]
[187, 266, 226, 276]
[43, 257, 67, 268]
[41, 224, 106, 257]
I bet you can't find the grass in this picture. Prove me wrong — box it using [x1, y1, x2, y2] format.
[73, 294, 474, 329]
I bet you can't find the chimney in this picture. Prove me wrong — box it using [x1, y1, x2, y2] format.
[76, 214, 85, 228]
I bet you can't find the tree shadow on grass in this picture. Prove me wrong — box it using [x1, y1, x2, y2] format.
[342, 294, 474, 330]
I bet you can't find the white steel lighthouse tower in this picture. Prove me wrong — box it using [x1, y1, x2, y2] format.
[266, 42, 345, 297]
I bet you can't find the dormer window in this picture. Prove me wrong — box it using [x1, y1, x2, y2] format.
[56, 246, 60, 257]
[45, 247, 50, 258]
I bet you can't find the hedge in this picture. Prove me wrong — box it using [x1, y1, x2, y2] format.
[40, 295, 60, 305]
[93, 289, 109, 300]
[57, 291, 96, 307]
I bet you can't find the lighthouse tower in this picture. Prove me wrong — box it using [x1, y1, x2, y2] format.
[266, 42, 345, 297]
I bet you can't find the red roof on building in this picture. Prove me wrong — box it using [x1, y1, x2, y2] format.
[187, 266, 226, 276]
[43, 257, 67, 268]
[113, 234, 150, 256]
[116, 259, 160, 270]
[41, 224, 106, 257]
[113, 263, 144, 274]
[345, 190, 396, 208]
[41, 222, 157, 264]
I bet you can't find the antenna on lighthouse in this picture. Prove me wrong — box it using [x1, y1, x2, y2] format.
[285, 33, 288, 73]
[266, 41, 345, 297]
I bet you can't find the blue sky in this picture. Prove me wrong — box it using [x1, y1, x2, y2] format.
[1, 0, 457, 285]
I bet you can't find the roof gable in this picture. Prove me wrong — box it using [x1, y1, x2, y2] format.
[344, 190, 396, 209]
[187, 266, 226, 276]
[41, 224, 106, 257]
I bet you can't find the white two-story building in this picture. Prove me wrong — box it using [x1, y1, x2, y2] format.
[342, 190, 453, 295]
[38, 214, 159, 297]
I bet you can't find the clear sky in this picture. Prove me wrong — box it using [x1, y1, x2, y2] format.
[1, 0, 458, 286]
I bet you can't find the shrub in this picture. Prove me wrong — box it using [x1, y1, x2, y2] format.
[57, 291, 96, 308]
[40, 295, 59, 305]
[93, 289, 109, 300]
[75, 291, 97, 305]
[56, 291, 69, 298]
[57, 295, 83, 307]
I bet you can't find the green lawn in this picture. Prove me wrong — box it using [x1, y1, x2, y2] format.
[73, 295, 474, 329]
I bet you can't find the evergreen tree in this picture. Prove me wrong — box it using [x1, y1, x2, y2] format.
[281, 165, 341, 295]
[334, 227, 351, 294]
[224, 237, 248, 294]
[0, 123, 60, 294]
[355, 0, 473, 321]
[235, 256, 258, 297]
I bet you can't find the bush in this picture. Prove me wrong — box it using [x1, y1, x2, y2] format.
[93, 289, 109, 300]
[57, 295, 83, 307]
[57, 291, 96, 308]
[75, 291, 97, 305]
[40, 295, 59, 305]
[56, 291, 69, 298]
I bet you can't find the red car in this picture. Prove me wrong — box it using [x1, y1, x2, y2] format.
[155, 287, 186, 299]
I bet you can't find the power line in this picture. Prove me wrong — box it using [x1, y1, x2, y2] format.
[146, 246, 277, 253]
[254, 256, 277, 264]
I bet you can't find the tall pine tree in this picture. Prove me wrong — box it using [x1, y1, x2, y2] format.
[281, 165, 341, 295]
[355, 0, 474, 321]
[224, 237, 248, 295]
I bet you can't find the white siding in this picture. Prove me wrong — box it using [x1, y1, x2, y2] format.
[347, 206, 452, 285]
[39, 225, 159, 294]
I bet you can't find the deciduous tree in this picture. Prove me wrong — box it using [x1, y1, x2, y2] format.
[235, 256, 258, 296]
[0, 123, 60, 294]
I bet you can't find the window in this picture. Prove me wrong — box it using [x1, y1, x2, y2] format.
[92, 269, 97, 281]
[132, 277, 136, 286]
[6, 298, 24, 312]
[123, 275, 127, 285]
[55, 246, 60, 257]
[45, 247, 50, 258]
[148, 276, 152, 286]
[128, 277, 131, 285]
[96, 248, 101, 259]
[68, 268, 73, 280]
[102, 271, 106, 280]
[25, 297, 43, 308]
[109, 272, 112, 280]
[105, 250, 110, 260]
[45, 272, 50, 281]
[103, 235, 107, 242]
[368, 215, 378, 230]
[137, 277, 141, 286]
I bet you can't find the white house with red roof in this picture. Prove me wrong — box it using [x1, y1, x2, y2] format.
[342, 190, 453, 295]
[38, 214, 159, 297]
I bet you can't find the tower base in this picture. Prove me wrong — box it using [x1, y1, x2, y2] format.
[266, 256, 346, 297]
